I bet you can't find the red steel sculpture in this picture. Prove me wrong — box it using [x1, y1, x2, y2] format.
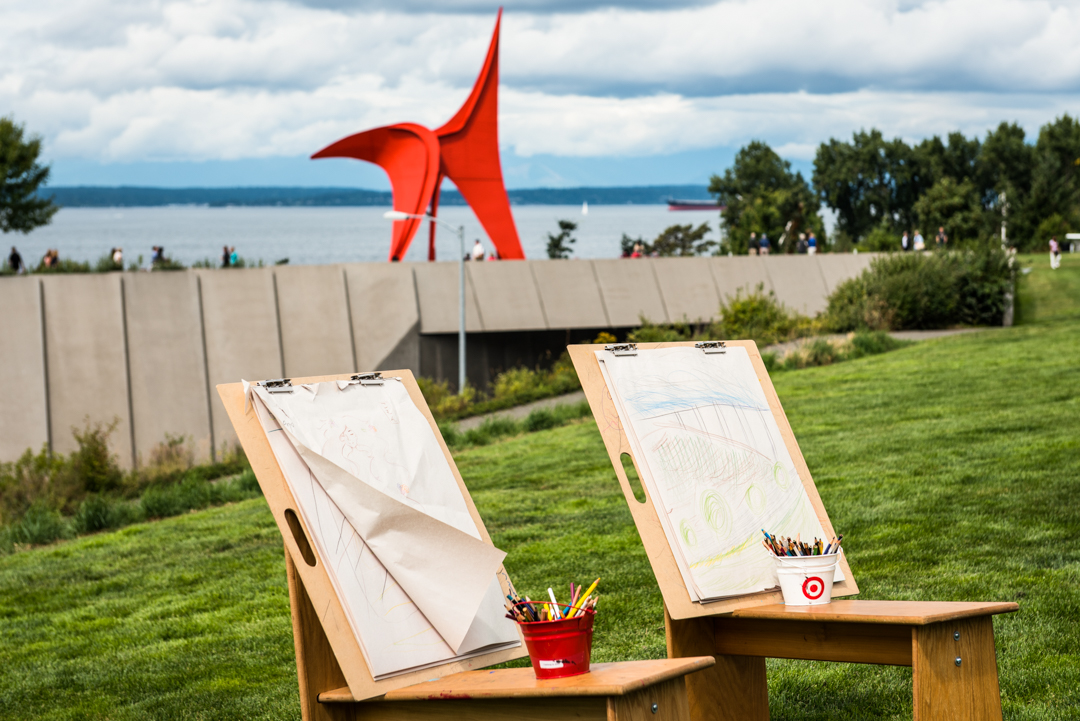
[312, 10, 524, 261]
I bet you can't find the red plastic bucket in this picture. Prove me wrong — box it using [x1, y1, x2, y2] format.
[517, 603, 595, 679]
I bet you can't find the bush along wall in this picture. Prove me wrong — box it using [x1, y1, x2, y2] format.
[823, 247, 1015, 332]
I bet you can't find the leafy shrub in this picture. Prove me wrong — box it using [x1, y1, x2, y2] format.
[714, 284, 817, 345]
[861, 223, 901, 252]
[420, 353, 579, 422]
[0, 445, 67, 525]
[34, 258, 91, 274]
[72, 494, 128, 534]
[627, 318, 693, 343]
[94, 254, 124, 272]
[776, 330, 910, 371]
[9, 503, 71, 546]
[70, 420, 123, 495]
[824, 248, 1014, 331]
[523, 408, 559, 432]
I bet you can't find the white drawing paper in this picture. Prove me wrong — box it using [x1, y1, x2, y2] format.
[249, 378, 519, 679]
[597, 346, 841, 602]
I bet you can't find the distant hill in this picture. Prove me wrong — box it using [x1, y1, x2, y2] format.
[41, 185, 713, 208]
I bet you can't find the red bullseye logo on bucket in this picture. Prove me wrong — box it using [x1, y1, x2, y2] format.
[802, 576, 825, 600]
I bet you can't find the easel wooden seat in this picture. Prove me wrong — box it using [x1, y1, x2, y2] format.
[568, 342, 1020, 721]
[668, 600, 1017, 721]
[288, 550, 715, 721]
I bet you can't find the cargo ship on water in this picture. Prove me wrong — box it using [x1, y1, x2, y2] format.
[667, 198, 725, 211]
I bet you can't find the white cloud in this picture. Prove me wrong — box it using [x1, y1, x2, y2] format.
[2, 0, 1080, 169]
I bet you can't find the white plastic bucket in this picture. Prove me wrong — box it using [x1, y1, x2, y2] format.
[774, 552, 841, 606]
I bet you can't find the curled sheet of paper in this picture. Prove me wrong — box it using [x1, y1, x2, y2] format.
[253, 379, 509, 656]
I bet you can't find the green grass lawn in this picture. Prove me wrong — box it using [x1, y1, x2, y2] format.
[2, 318, 1078, 719]
[1016, 251, 1080, 324]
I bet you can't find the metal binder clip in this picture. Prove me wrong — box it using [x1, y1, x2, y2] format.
[605, 343, 638, 356]
[695, 341, 727, 354]
[258, 378, 294, 393]
[350, 372, 385, 386]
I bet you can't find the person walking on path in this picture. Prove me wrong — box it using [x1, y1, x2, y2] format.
[8, 246, 25, 274]
[748, 232, 759, 255]
[112, 247, 123, 266]
[470, 239, 485, 261]
[914, 229, 926, 252]
[807, 231, 817, 255]
[901, 231, 909, 251]
[759, 233, 771, 255]
[1050, 236, 1062, 270]
[229, 247, 238, 266]
[221, 245, 231, 268]
[935, 226, 948, 249]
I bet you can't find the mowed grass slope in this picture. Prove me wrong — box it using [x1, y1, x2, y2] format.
[2, 319, 1079, 719]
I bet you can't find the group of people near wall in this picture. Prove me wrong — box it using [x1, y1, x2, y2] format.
[900, 227, 950, 252]
[747, 231, 818, 255]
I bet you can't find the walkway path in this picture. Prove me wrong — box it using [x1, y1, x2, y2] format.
[455, 327, 992, 431]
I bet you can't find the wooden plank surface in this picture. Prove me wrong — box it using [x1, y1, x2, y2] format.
[318, 659, 715, 703]
[730, 600, 1020, 626]
[217, 371, 527, 702]
[567, 341, 858, 621]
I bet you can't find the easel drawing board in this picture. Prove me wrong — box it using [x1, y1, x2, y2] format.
[218, 370, 528, 702]
[570, 341, 1018, 721]
[220, 369, 719, 721]
[568, 340, 858, 617]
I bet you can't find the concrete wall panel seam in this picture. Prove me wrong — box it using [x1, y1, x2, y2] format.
[39, 279, 52, 454]
[465, 264, 486, 331]
[272, 273, 287, 379]
[119, 277, 137, 468]
[649, 261, 672, 324]
[196, 275, 216, 462]
[342, 267, 359, 372]
[528, 263, 551, 329]
[588, 261, 612, 327]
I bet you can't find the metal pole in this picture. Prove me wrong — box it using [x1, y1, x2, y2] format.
[458, 225, 466, 394]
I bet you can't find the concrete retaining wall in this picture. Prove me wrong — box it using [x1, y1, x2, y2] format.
[0, 254, 873, 464]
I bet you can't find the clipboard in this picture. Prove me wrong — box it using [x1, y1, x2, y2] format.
[567, 341, 858, 620]
[218, 370, 527, 702]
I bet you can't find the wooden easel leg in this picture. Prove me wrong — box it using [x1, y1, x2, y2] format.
[912, 616, 1004, 721]
[664, 606, 769, 721]
[285, 546, 350, 721]
[608, 677, 691, 720]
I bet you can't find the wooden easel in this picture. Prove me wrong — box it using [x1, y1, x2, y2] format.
[568, 342, 1018, 721]
[219, 371, 716, 721]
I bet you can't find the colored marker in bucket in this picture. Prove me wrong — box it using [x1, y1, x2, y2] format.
[762, 530, 844, 606]
[505, 578, 599, 679]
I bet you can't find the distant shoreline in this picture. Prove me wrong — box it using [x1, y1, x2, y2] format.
[40, 184, 712, 208]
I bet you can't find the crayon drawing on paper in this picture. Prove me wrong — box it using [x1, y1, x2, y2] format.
[597, 346, 840, 602]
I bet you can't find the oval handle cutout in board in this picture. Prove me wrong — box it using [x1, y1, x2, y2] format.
[620, 453, 647, 504]
[285, 508, 317, 567]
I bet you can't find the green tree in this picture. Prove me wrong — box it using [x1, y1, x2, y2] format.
[650, 223, 715, 257]
[546, 219, 577, 259]
[976, 122, 1035, 247]
[1026, 114, 1080, 250]
[0, 117, 58, 234]
[710, 141, 823, 254]
[813, 129, 932, 242]
[913, 177, 984, 246]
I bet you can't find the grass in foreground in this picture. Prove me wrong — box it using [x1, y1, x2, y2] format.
[1, 319, 1078, 719]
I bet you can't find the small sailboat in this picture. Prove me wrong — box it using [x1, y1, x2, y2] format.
[582, 201, 589, 216]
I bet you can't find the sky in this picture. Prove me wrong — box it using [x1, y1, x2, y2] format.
[3, 0, 1080, 189]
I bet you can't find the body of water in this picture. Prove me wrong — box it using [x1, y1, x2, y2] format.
[15, 205, 723, 267]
